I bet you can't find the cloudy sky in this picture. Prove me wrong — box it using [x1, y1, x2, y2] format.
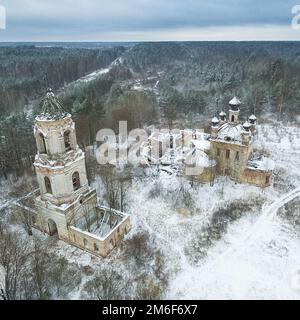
[0, 0, 300, 41]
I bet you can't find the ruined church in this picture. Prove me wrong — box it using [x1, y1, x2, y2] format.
[143, 97, 274, 187]
[18, 89, 130, 257]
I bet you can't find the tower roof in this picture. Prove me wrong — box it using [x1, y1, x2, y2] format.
[211, 116, 220, 125]
[229, 96, 241, 106]
[243, 121, 251, 130]
[37, 88, 68, 121]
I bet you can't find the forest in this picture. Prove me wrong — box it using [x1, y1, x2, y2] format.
[1, 41, 300, 300]
[1, 41, 300, 179]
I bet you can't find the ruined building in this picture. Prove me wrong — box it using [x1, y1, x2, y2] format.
[208, 97, 274, 187]
[17, 89, 130, 257]
[143, 97, 274, 187]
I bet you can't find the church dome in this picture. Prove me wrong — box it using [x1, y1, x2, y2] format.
[36, 88, 69, 121]
[243, 121, 251, 131]
[211, 116, 220, 126]
[229, 96, 241, 111]
[219, 111, 226, 121]
[249, 114, 257, 124]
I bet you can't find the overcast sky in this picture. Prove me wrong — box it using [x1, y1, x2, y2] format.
[0, 0, 300, 41]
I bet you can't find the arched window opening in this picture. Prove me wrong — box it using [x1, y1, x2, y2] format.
[83, 238, 88, 247]
[48, 219, 57, 236]
[94, 243, 99, 251]
[39, 133, 46, 153]
[64, 130, 71, 152]
[72, 172, 80, 191]
[231, 115, 235, 122]
[44, 177, 52, 194]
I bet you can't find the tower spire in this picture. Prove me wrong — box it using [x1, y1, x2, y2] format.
[38, 88, 68, 120]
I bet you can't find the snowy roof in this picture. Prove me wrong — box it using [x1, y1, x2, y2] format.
[185, 149, 216, 168]
[211, 117, 220, 124]
[192, 139, 211, 151]
[243, 121, 251, 129]
[249, 114, 257, 120]
[216, 122, 251, 144]
[219, 111, 226, 116]
[247, 156, 275, 171]
[36, 88, 69, 121]
[229, 96, 241, 106]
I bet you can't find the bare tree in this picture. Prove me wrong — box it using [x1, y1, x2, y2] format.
[100, 165, 132, 213]
[123, 232, 153, 265]
[135, 277, 163, 300]
[15, 207, 34, 236]
[84, 268, 125, 300]
[0, 223, 31, 300]
[81, 201, 96, 232]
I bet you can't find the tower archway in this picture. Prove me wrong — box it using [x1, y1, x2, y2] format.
[48, 219, 58, 236]
[64, 130, 71, 151]
[37, 132, 47, 154]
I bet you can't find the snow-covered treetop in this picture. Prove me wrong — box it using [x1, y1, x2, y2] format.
[229, 96, 241, 106]
[36, 88, 69, 121]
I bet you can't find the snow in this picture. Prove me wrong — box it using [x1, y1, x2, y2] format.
[73, 68, 110, 84]
[169, 189, 300, 299]
[248, 156, 275, 171]
[229, 96, 241, 105]
[211, 116, 219, 124]
[191, 139, 211, 151]
[185, 149, 215, 168]
[216, 122, 249, 143]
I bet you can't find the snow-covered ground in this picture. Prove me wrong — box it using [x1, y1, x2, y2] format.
[71, 68, 110, 84]
[169, 188, 300, 299]
[125, 122, 300, 299]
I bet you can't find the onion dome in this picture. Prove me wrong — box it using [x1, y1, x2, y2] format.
[229, 96, 241, 111]
[219, 111, 226, 121]
[211, 116, 220, 126]
[243, 121, 251, 131]
[249, 114, 257, 124]
[37, 88, 68, 121]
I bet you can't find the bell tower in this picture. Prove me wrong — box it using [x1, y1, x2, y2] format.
[34, 89, 89, 206]
[33, 89, 97, 240]
[228, 96, 240, 124]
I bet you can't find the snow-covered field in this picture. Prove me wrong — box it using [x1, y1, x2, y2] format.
[125, 122, 300, 299]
